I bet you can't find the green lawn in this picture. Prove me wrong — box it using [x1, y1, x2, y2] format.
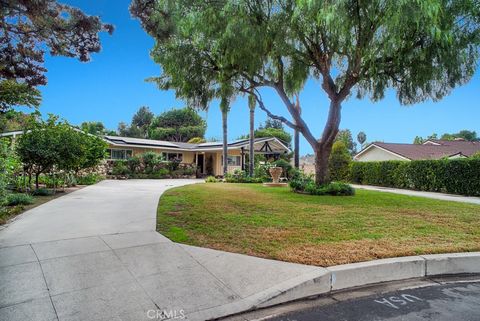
[157, 183, 480, 266]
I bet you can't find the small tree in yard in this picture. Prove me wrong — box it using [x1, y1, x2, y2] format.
[16, 116, 107, 189]
[328, 141, 351, 182]
[0, 139, 21, 205]
[131, 0, 480, 186]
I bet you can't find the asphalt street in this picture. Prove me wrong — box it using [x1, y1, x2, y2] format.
[266, 281, 480, 321]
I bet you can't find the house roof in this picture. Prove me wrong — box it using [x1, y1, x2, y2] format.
[355, 140, 480, 161]
[103, 135, 291, 153]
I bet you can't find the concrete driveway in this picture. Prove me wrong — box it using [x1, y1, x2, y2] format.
[0, 179, 327, 321]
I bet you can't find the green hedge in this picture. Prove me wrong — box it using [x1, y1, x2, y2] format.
[350, 159, 480, 196]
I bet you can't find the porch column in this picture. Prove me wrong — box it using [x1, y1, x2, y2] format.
[241, 147, 245, 171]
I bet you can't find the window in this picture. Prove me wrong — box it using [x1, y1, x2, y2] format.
[161, 152, 183, 162]
[108, 149, 132, 160]
[222, 155, 241, 166]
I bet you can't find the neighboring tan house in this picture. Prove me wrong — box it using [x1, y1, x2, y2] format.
[103, 135, 290, 176]
[354, 139, 480, 162]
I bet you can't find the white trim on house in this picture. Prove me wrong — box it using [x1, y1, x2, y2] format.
[353, 143, 411, 161]
[447, 152, 468, 159]
[422, 140, 441, 146]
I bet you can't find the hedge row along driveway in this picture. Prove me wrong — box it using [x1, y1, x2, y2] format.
[157, 183, 480, 267]
[350, 158, 480, 196]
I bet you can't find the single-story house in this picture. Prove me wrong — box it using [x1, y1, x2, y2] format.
[354, 139, 480, 162]
[0, 130, 290, 176]
[104, 136, 290, 176]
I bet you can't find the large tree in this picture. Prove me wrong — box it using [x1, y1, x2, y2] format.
[132, 106, 154, 136]
[1, 0, 113, 112]
[441, 130, 479, 141]
[131, 0, 480, 185]
[149, 107, 206, 142]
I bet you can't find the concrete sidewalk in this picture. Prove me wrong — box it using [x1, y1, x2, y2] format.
[0, 180, 328, 321]
[352, 184, 480, 205]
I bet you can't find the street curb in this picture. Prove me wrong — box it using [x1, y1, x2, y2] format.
[200, 252, 480, 321]
[327, 256, 425, 291]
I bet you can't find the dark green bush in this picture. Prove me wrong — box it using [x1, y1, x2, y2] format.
[349, 159, 480, 196]
[289, 172, 355, 196]
[328, 141, 351, 182]
[5, 193, 34, 206]
[111, 161, 130, 176]
[32, 188, 54, 196]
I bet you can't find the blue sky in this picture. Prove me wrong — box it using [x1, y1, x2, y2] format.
[37, 0, 480, 155]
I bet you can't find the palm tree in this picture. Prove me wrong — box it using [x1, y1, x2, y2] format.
[220, 97, 230, 176]
[248, 94, 255, 176]
[357, 131, 367, 149]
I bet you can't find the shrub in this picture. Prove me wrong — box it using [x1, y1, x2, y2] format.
[32, 188, 54, 196]
[4, 193, 34, 206]
[289, 171, 314, 192]
[166, 158, 181, 172]
[328, 141, 351, 182]
[305, 181, 355, 196]
[147, 168, 170, 179]
[224, 170, 263, 183]
[289, 171, 355, 196]
[111, 161, 130, 176]
[205, 176, 219, 183]
[126, 156, 141, 173]
[76, 174, 104, 185]
[349, 159, 480, 196]
[141, 152, 161, 173]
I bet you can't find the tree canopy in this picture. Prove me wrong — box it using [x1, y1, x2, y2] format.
[131, 0, 480, 184]
[0, 0, 113, 112]
[357, 132, 367, 146]
[16, 115, 107, 188]
[414, 130, 479, 143]
[335, 129, 357, 155]
[0, 80, 41, 113]
[256, 118, 292, 146]
[441, 130, 479, 141]
[149, 108, 206, 142]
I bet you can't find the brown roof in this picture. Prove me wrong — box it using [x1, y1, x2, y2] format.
[369, 140, 480, 160]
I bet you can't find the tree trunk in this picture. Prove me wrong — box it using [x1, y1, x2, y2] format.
[294, 129, 299, 169]
[222, 110, 228, 176]
[35, 173, 39, 190]
[249, 107, 255, 176]
[313, 145, 332, 185]
[314, 100, 342, 185]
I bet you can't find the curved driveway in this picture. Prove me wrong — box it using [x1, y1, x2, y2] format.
[0, 179, 327, 321]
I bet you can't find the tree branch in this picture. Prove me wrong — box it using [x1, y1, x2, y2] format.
[253, 91, 299, 130]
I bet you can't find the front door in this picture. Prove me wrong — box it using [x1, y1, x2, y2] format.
[197, 154, 205, 176]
